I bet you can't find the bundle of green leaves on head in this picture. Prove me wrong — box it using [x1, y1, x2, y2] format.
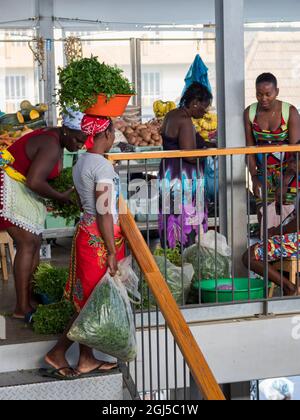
[46, 167, 80, 223]
[57, 56, 135, 115]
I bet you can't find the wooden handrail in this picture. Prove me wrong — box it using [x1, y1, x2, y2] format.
[107, 144, 300, 161]
[119, 196, 225, 401]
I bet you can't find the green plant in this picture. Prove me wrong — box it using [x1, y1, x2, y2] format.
[33, 263, 69, 302]
[33, 300, 75, 335]
[154, 246, 182, 267]
[57, 56, 135, 115]
[47, 167, 80, 223]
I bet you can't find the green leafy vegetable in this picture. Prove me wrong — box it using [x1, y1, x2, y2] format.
[183, 244, 231, 281]
[33, 263, 69, 303]
[57, 56, 135, 115]
[139, 255, 193, 309]
[47, 167, 80, 223]
[154, 246, 182, 267]
[68, 278, 137, 362]
[33, 300, 75, 335]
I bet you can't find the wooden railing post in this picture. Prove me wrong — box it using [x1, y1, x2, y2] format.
[119, 196, 225, 401]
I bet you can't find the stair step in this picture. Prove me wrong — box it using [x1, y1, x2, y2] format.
[0, 369, 123, 400]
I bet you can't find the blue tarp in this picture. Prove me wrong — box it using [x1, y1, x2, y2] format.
[182, 54, 212, 95]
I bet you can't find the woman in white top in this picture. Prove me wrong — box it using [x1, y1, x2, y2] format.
[42, 115, 125, 379]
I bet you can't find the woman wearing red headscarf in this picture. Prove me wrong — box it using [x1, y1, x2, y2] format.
[42, 116, 125, 379]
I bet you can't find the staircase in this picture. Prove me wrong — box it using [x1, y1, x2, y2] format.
[0, 317, 124, 400]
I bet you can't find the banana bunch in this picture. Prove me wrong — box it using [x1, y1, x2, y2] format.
[193, 112, 217, 140]
[153, 100, 177, 119]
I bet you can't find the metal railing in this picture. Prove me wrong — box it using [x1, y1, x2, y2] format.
[107, 145, 300, 400]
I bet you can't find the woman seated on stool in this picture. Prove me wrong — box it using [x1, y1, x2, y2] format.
[243, 154, 300, 296]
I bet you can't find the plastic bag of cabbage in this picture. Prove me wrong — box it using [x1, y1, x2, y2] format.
[67, 257, 140, 362]
[140, 256, 194, 308]
[183, 241, 231, 281]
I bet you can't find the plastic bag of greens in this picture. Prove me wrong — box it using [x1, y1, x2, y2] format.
[141, 256, 194, 308]
[200, 231, 231, 257]
[183, 241, 231, 281]
[67, 257, 140, 362]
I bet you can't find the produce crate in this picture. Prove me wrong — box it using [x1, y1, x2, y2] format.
[63, 150, 85, 168]
[45, 213, 75, 229]
[134, 145, 163, 165]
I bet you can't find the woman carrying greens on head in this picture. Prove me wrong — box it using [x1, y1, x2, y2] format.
[244, 73, 300, 223]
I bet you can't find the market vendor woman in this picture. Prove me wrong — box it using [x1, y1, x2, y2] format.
[42, 115, 124, 379]
[0, 111, 87, 322]
[244, 73, 300, 222]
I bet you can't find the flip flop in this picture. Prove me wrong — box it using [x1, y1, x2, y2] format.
[12, 310, 36, 324]
[39, 367, 81, 381]
[79, 362, 119, 377]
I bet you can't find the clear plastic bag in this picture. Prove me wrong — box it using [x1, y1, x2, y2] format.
[199, 231, 231, 257]
[141, 256, 194, 308]
[259, 378, 294, 400]
[183, 239, 231, 281]
[67, 257, 140, 362]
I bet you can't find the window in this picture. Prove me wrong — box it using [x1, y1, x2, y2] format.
[5, 31, 27, 47]
[142, 72, 160, 97]
[5, 75, 26, 111]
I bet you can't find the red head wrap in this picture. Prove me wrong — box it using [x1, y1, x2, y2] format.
[81, 115, 111, 150]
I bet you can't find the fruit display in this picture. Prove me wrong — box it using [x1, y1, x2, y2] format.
[153, 100, 176, 119]
[192, 112, 218, 141]
[0, 100, 48, 149]
[114, 118, 162, 147]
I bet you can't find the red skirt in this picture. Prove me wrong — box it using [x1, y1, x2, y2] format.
[65, 213, 125, 311]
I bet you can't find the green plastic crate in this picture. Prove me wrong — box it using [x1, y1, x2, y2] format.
[134, 145, 162, 165]
[193, 278, 270, 303]
[45, 213, 75, 229]
[63, 150, 85, 168]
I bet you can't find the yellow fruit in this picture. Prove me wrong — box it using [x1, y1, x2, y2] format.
[16, 111, 25, 124]
[200, 130, 209, 140]
[29, 110, 40, 120]
[153, 100, 176, 118]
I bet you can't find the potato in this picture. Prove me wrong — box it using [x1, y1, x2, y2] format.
[125, 127, 134, 136]
[140, 129, 151, 141]
[151, 134, 160, 141]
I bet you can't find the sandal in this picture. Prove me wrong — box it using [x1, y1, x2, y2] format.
[12, 310, 36, 324]
[79, 362, 118, 377]
[39, 367, 81, 381]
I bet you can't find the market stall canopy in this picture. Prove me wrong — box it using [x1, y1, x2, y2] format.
[0, 0, 300, 28]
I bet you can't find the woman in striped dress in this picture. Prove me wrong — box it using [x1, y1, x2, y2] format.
[244, 73, 300, 223]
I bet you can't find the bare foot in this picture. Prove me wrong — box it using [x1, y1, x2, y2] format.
[77, 357, 118, 374]
[45, 353, 78, 378]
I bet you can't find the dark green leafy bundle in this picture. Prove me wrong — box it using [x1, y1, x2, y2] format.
[139, 255, 193, 309]
[33, 263, 69, 303]
[33, 300, 75, 335]
[154, 246, 181, 267]
[47, 167, 80, 223]
[57, 56, 135, 115]
[68, 280, 137, 362]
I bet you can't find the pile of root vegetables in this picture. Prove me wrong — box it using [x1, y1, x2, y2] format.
[114, 119, 162, 147]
